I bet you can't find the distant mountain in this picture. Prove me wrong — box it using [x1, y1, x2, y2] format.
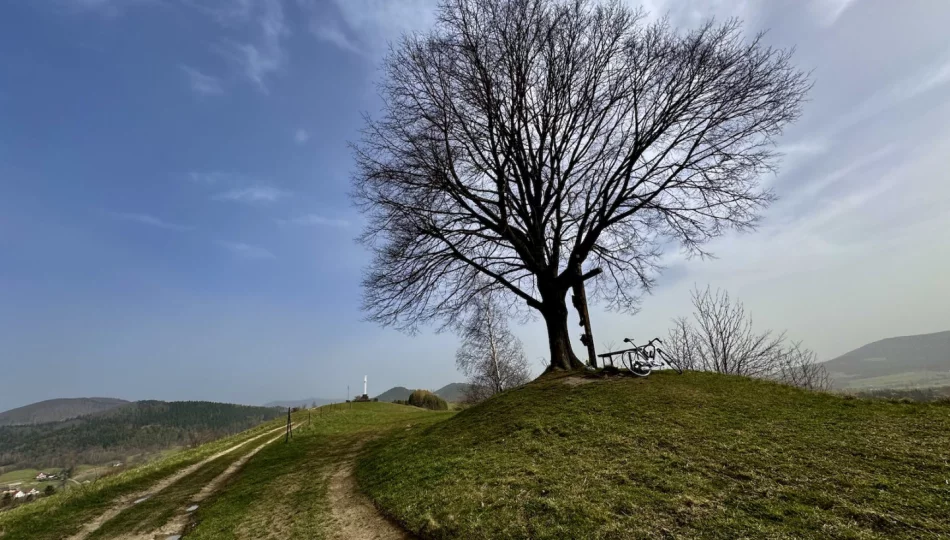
[375, 384, 471, 403]
[0, 401, 282, 470]
[0, 398, 129, 426]
[434, 383, 472, 402]
[375, 387, 412, 402]
[824, 330, 950, 389]
[264, 398, 335, 409]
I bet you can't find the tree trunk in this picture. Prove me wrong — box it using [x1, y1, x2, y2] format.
[541, 291, 585, 371]
[486, 303, 504, 393]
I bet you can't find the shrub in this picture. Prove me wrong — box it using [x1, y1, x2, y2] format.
[407, 390, 448, 411]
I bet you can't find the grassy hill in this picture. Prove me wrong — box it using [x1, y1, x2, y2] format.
[263, 398, 335, 409]
[825, 330, 950, 389]
[0, 403, 447, 539]
[0, 415, 295, 539]
[374, 386, 412, 402]
[0, 401, 283, 470]
[0, 398, 129, 426]
[434, 383, 471, 402]
[357, 371, 950, 539]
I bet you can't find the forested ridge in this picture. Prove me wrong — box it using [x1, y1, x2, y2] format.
[0, 401, 282, 470]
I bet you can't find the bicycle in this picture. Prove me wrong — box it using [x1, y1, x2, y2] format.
[618, 337, 684, 377]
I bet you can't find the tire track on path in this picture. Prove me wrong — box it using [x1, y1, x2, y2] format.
[66, 424, 289, 540]
[128, 425, 297, 540]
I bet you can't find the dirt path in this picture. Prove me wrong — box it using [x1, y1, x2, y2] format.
[327, 446, 413, 540]
[125, 427, 296, 540]
[66, 424, 289, 540]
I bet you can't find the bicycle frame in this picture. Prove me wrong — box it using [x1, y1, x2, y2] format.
[621, 337, 684, 375]
[597, 336, 684, 376]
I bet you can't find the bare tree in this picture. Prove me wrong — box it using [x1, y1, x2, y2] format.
[774, 341, 832, 391]
[667, 286, 831, 390]
[456, 295, 531, 402]
[665, 316, 700, 371]
[679, 286, 787, 377]
[353, 0, 810, 371]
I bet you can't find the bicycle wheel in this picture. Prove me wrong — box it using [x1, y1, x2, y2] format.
[619, 351, 634, 371]
[657, 350, 684, 375]
[630, 361, 652, 377]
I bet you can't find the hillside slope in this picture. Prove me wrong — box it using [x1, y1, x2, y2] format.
[374, 386, 412, 402]
[263, 398, 334, 408]
[0, 398, 129, 426]
[0, 404, 450, 540]
[434, 383, 471, 402]
[0, 401, 282, 469]
[0, 415, 295, 540]
[825, 330, 950, 389]
[358, 371, 950, 539]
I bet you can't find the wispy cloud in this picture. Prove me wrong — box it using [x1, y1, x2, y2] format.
[213, 186, 290, 203]
[768, 138, 832, 184]
[111, 212, 193, 232]
[302, 0, 436, 55]
[218, 0, 288, 91]
[62, 0, 156, 18]
[221, 242, 275, 259]
[809, 0, 859, 27]
[832, 53, 950, 132]
[310, 21, 363, 55]
[889, 55, 950, 103]
[276, 214, 349, 228]
[180, 65, 224, 96]
[793, 144, 896, 200]
[294, 128, 310, 145]
[187, 171, 238, 185]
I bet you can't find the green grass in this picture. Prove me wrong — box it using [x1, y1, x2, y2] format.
[0, 417, 286, 540]
[87, 431, 269, 539]
[186, 402, 451, 540]
[839, 371, 950, 390]
[0, 469, 61, 485]
[357, 371, 950, 540]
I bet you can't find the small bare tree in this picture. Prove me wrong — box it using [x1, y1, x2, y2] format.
[665, 316, 700, 371]
[456, 295, 531, 402]
[667, 286, 830, 390]
[774, 341, 832, 391]
[353, 0, 811, 372]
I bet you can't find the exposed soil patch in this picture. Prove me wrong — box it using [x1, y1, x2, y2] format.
[562, 376, 598, 387]
[328, 450, 413, 540]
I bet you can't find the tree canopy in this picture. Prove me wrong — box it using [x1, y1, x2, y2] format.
[353, 0, 810, 370]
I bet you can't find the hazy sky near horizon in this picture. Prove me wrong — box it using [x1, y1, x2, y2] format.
[1, 0, 948, 412]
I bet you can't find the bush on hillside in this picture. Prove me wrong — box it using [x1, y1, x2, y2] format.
[407, 390, 448, 411]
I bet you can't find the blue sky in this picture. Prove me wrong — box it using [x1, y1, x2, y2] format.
[2, 0, 949, 411]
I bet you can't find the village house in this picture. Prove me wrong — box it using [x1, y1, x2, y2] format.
[13, 488, 41, 500]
